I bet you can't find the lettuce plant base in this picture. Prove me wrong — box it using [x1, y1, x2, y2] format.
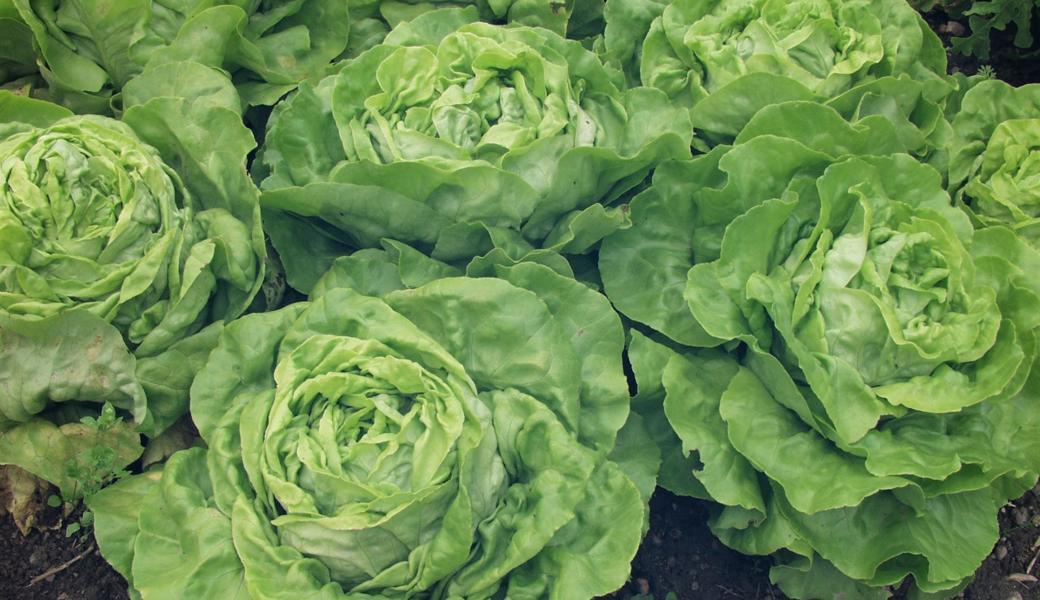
[958, 484, 1040, 600]
[603, 487, 1040, 600]
[0, 485, 1036, 600]
[601, 490, 782, 600]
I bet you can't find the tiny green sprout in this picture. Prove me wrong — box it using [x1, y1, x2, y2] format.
[977, 65, 997, 79]
[48, 402, 134, 539]
[64, 511, 94, 540]
[80, 402, 119, 430]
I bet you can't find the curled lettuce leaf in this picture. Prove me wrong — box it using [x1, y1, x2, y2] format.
[352, 0, 606, 40]
[91, 256, 649, 599]
[10, 0, 353, 110]
[258, 12, 692, 293]
[949, 79, 1040, 246]
[601, 100, 1040, 597]
[603, 0, 951, 150]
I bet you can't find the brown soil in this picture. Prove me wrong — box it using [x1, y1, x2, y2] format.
[0, 509, 129, 600]
[604, 490, 782, 600]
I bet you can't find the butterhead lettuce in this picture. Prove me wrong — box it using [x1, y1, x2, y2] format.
[602, 0, 952, 151]
[949, 79, 1040, 246]
[0, 65, 264, 499]
[11, 0, 354, 110]
[600, 100, 1040, 597]
[89, 257, 650, 599]
[258, 10, 692, 293]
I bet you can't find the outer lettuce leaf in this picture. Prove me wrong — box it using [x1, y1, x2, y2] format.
[135, 322, 224, 436]
[0, 311, 145, 424]
[627, 330, 708, 499]
[0, 311, 144, 498]
[603, 0, 951, 151]
[608, 412, 662, 508]
[0, 0, 35, 89]
[93, 256, 648, 599]
[600, 98, 1040, 596]
[259, 16, 692, 293]
[771, 554, 907, 600]
[85, 469, 161, 586]
[0, 416, 143, 499]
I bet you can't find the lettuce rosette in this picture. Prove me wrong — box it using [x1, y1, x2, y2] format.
[0, 67, 264, 501]
[600, 101, 1040, 597]
[11, 0, 355, 110]
[602, 0, 951, 151]
[258, 8, 692, 293]
[949, 79, 1040, 246]
[88, 255, 654, 599]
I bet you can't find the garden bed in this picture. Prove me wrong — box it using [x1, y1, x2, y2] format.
[1, 4, 1039, 600]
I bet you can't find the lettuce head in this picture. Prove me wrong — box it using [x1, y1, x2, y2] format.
[258, 9, 692, 293]
[600, 100, 1040, 597]
[950, 79, 1040, 246]
[88, 256, 653, 600]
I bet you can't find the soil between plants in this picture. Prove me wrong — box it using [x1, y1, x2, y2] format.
[0, 514, 129, 600]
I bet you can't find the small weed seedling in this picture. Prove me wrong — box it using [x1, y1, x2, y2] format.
[47, 403, 131, 539]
